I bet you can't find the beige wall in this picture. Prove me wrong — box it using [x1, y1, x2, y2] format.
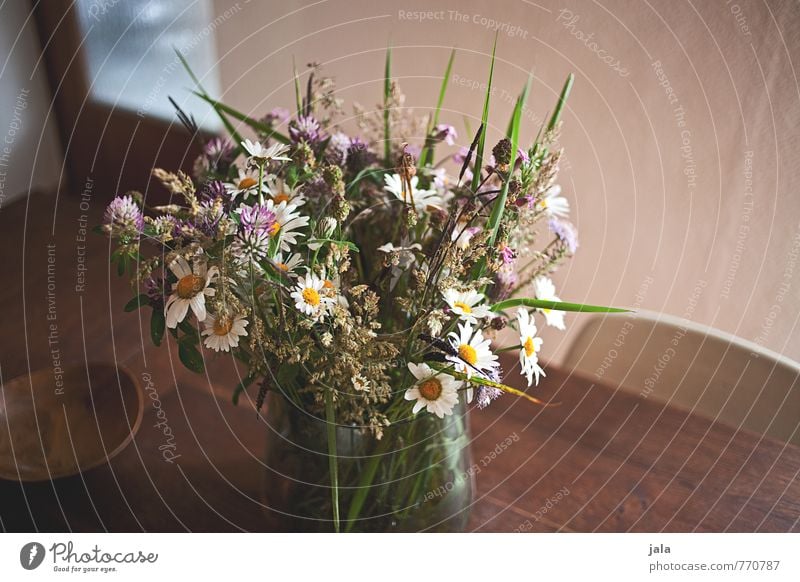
[210, 0, 800, 365]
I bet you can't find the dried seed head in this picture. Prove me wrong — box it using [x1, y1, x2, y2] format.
[492, 138, 512, 171]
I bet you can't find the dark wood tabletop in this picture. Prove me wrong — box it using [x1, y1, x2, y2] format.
[1, 193, 798, 532]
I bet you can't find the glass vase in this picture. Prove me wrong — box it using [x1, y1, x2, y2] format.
[262, 391, 474, 532]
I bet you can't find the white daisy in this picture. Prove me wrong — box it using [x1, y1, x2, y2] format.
[446, 321, 500, 404]
[533, 276, 566, 330]
[290, 272, 334, 319]
[442, 288, 493, 324]
[273, 251, 303, 275]
[516, 308, 546, 387]
[201, 312, 248, 352]
[383, 173, 445, 214]
[537, 184, 570, 218]
[241, 139, 291, 163]
[266, 199, 310, 252]
[165, 257, 219, 328]
[265, 175, 305, 206]
[404, 362, 461, 418]
[224, 167, 269, 200]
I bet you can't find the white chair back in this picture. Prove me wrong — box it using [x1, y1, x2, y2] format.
[563, 310, 800, 445]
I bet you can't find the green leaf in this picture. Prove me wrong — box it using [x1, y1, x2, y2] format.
[179, 341, 205, 373]
[419, 48, 456, 168]
[191, 91, 290, 144]
[178, 319, 200, 344]
[232, 372, 256, 405]
[117, 255, 126, 276]
[383, 44, 392, 167]
[150, 308, 165, 347]
[124, 294, 149, 312]
[491, 297, 630, 313]
[546, 73, 574, 133]
[470, 35, 498, 193]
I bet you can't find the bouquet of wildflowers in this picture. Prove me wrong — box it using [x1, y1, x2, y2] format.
[103, 49, 622, 530]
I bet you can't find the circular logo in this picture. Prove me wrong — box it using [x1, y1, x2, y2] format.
[19, 542, 45, 570]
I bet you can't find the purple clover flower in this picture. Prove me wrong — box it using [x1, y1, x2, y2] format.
[289, 115, 326, 144]
[239, 203, 277, 234]
[104, 195, 144, 234]
[549, 217, 579, 254]
[203, 137, 236, 164]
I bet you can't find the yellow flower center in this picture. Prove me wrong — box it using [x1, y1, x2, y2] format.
[453, 301, 472, 314]
[213, 316, 233, 336]
[269, 222, 281, 237]
[323, 279, 334, 289]
[238, 177, 257, 190]
[418, 378, 443, 401]
[302, 287, 321, 307]
[176, 274, 204, 299]
[273, 192, 290, 204]
[539, 198, 548, 209]
[458, 344, 478, 365]
[278, 263, 289, 271]
[524, 336, 536, 357]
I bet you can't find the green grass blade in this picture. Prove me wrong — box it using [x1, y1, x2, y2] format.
[491, 297, 630, 313]
[191, 91, 290, 144]
[546, 73, 574, 133]
[419, 48, 456, 168]
[383, 45, 392, 167]
[506, 74, 532, 138]
[470, 35, 498, 192]
[293, 57, 302, 116]
[175, 48, 241, 141]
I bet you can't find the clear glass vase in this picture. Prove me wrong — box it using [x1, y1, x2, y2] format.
[262, 391, 474, 532]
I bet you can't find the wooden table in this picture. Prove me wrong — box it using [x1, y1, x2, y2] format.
[1, 193, 798, 532]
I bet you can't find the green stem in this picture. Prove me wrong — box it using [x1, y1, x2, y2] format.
[324, 387, 340, 533]
[491, 297, 630, 313]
